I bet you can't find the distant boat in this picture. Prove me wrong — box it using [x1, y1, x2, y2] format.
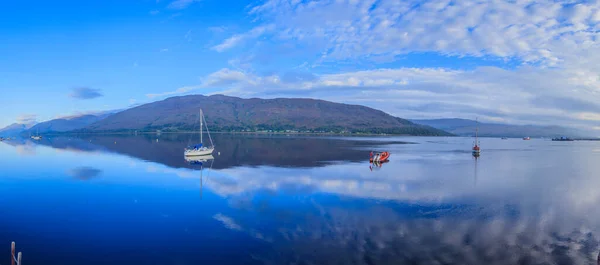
[184, 109, 215, 157]
[523, 137, 531, 140]
[501, 137, 508, 140]
[472, 118, 481, 156]
[552, 136, 574, 141]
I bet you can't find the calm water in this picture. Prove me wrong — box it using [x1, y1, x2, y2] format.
[2, 134, 600, 265]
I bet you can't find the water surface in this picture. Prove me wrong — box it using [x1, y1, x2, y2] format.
[1, 134, 600, 265]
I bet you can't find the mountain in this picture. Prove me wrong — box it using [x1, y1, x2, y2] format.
[27, 113, 112, 134]
[0, 123, 29, 136]
[411, 118, 593, 138]
[83, 95, 451, 136]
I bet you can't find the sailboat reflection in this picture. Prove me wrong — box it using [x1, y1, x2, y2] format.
[184, 154, 214, 199]
[473, 154, 479, 186]
[184, 154, 215, 165]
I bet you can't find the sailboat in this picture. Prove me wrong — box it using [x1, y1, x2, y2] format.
[31, 128, 41, 140]
[184, 109, 215, 156]
[472, 118, 480, 156]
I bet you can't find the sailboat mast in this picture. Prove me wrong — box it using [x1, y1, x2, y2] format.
[475, 118, 479, 144]
[200, 109, 203, 144]
[202, 110, 214, 148]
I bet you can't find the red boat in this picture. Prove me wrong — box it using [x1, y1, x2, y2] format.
[472, 118, 481, 156]
[472, 145, 480, 157]
[370, 151, 390, 162]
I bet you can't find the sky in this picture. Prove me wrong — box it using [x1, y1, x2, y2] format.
[2, 0, 600, 130]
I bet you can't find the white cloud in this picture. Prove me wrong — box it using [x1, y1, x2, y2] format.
[167, 0, 200, 10]
[160, 48, 169, 52]
[212, 24, 275, 52]
[145, 69, 258, 99]
[202, 68, 254, 87]
[232, 0, 600, 69]
[146, 85, 203, 99]
[16, 114, 37, 125]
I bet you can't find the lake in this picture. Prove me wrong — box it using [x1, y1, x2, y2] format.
[1, 134, 600, 265]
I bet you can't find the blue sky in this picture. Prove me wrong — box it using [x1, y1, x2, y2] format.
[2, 0, 600, 130]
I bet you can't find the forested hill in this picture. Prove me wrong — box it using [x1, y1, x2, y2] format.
[82, 95, 451, 136]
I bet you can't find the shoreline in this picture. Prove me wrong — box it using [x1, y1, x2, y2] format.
[30, 131, 454, 137]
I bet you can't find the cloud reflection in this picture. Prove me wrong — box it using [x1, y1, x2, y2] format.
[67, 166, 103, 181]
[213, 213, 242, 231]
[195, 150, 600, 264]
[15, 143, 36, 156]
[224, 201, 600, 265]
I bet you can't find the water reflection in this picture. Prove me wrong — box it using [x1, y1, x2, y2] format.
[2, 138, 37, 155]
[185, 154, 215, 165]
[369, 160, 388, 171]
[186, 154, 215, 199]
[242, 203, 600, 265]
[473, 155, 478, 187]
[23, 134, 405, 169]
[67, 166, 103, 181]
[2, 135, 600, 264]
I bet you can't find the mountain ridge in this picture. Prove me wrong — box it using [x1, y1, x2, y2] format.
[411, 118, 594, 138]
[26, 113, 113, 134]
[81, 94, 451, 136]
[0, 123, 29, 136]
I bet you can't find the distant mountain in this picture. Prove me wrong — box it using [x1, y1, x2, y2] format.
[83, 95, 451, 136]
[0, 123, 29, 136]
[27, 113, 113, 134]
[411, 118, 593, 138]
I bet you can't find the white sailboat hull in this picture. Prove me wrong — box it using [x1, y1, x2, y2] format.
[184, 147, 214, 156]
